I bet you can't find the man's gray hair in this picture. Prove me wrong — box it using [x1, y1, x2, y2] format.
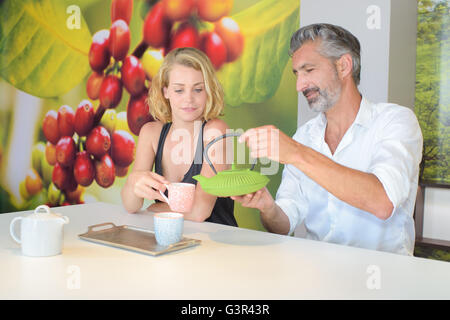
[289, 23, 361, 85]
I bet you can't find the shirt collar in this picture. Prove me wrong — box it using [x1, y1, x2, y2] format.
[314, 96, 373, 129]
[306, 96, 373, 148]
[353, 96, 372, 129]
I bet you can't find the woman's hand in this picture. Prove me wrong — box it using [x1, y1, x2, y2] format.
[128, 171, 170, 202]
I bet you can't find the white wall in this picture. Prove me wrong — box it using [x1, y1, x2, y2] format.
[423, 188, 450, 242]
[298, 0, 394, 125]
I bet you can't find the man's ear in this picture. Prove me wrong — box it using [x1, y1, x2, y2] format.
[336, 53, 353, 80]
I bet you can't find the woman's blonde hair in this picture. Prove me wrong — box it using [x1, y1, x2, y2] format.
[148, 47, 225, 123]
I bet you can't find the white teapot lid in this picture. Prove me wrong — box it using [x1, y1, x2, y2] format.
[28, 205, 69, 223]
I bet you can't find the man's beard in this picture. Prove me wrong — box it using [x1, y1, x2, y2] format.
[303, 75, 342, 112]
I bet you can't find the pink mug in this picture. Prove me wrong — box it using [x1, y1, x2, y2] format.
[159, 183, 195, 213]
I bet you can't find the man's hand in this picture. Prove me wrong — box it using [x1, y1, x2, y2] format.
[232, 187, 291, 235]
[238, 125, 301, 165]
[231, 187, 275, 213]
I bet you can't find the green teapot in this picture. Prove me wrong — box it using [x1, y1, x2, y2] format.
[193, 133, 269, 197]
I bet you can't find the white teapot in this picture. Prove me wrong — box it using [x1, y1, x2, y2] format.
[10, 205, 69, 257]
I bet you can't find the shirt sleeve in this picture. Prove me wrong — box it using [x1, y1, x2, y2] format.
[368, 107, 423, 219]
[275, 163, 308, 235]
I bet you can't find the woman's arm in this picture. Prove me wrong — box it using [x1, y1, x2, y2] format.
[121, 121, 168, 213]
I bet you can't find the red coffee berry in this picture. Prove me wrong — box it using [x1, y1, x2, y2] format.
[86, 72, 104, 100]
[111, 130, 135, 167]
[95, 154, 115, 188]
[109, 19, 130, 61]
[121, 55, 146, 96]
[86, 126, 111, 159]
[65, 174, 78, 193]
[200, 31, 227, 69]
[162, 0, 195, 22]
[43, 110, 60, 145]
[52, 162, 71, 191]
[143, 2, 172, 48]
[99, 75, 123, 109]
[169, 22, 199, 51]
[89, 29, 111, 72]
[127, 93, 153, 136]
[57, 105, 75, 138]
[56, 136, 76, 167]
[73, 151, 95, 187]
[115, 165, 129, 177]
[74, 100, 95, 137]
[214, 17, 244, 62]
[111, 0, 133, 25]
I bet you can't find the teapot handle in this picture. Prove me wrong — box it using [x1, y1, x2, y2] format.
[204, 132, 256, 175]
[9, 217, 22, 244]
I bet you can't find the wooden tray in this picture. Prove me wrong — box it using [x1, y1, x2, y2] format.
[78, 222, 201, 256]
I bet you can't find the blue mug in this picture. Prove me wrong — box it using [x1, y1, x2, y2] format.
[153, 212, 184, 246]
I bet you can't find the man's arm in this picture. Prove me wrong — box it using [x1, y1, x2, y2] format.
[292, 144, 393, 220]
[239, 125, 394, 220]
[232, 188, 291, 234]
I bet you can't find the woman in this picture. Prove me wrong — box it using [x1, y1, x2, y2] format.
[121, 47, 237, 226]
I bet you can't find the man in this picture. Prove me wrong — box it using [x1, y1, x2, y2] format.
[232, 23, 423, 255]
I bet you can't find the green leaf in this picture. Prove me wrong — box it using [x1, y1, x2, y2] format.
[60, 0, 104, 11]
[22, 189, 49, 211]
[0, 184, 18, 214]
[0, 0, 92, 98]
[217, 0, 299, 107]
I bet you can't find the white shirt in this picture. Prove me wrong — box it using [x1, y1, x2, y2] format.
[275, 97, 423, 255]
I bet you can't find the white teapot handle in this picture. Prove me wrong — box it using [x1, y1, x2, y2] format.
[10, 217, 22, 244]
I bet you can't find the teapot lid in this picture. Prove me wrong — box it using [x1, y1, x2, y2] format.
[28, 205, 66, 221]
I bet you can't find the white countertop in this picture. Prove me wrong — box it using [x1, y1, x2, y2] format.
[1, 202, 449, 299]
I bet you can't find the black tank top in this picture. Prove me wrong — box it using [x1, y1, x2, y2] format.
[154, 121, 237, 227]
